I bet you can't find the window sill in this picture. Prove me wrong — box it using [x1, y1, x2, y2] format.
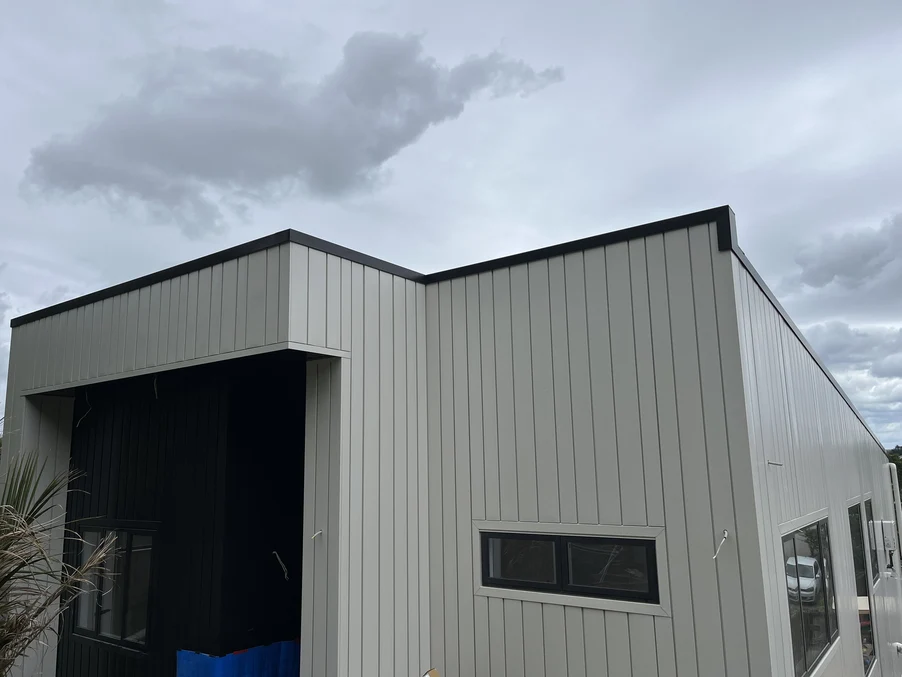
[475, 584, 670, 616]
[72, 631, 148, 656]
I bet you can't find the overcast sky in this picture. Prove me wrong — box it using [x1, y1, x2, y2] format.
[2, 1, 901, 445]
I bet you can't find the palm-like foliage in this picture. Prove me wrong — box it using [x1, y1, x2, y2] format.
[0, 452, 114, 674]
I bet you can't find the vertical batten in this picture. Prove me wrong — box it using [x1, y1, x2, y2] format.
[378, 272, 395, 677]
[208, 264, 223, 356]
[235, 257, 248, 351]
[493, 269, 519, 522]
[347, 263, 365, 677]
[426, 282, 445, 670]
[184, 272, 198, 361]
[479, 271, 501, 523]
[220, 260, 237, 353]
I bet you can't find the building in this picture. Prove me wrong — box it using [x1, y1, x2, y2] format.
[3, 206, 901, 677]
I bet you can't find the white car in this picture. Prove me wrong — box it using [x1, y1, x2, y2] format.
[786, 555, 821, 603]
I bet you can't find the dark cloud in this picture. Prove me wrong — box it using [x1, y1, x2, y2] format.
[23, 32, 562, 236]
[794, 214, 902, 290]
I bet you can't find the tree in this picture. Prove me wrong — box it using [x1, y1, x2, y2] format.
[887, 445, 902, 487]
[0, 452, 114, 674]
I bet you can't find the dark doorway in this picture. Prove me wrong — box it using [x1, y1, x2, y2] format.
[57, 351, 306, 677]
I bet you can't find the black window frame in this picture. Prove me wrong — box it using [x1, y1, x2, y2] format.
[864, 499, 880, 583]
[781, 516, 839, 677]
[480, 531, 659, 604]
[74, 522, 157, 651]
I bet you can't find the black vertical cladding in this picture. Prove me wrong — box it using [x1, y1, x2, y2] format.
[57, 351, 307, 677]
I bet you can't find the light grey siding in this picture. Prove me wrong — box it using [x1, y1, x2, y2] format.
[733, 260, 900, 677]
[427, 222, 758, 677]
[6, 244, 295, 402]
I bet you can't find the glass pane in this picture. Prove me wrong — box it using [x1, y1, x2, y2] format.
[818, 521, 838, 637]
[488, 536, 557, 585]
[783, 535, 806, 676]
[76, 530, 100, 631]
[124, 534, 153, 644]
[794, 525, 828, 667]
[849, 504, 876, 672]
[99, 531, 126, 640]
[566, 539, 651, 595]
[865, 500, 879, 581]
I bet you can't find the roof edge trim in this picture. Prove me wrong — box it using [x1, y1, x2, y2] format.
[10, 206, 734, 327]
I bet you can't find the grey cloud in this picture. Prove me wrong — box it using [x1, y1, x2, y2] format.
[24, 32, 562, 236]
[806, 321, 902, 378]
[793, 214, 902, 289]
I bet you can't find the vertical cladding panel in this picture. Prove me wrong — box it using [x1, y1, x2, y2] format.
[564, 253, 599, 524]
[466, 276, 486, 523]
[378, 272, 394, 677]
[582, 610, 607, 677]
[510, 264, 538, 523]
[176, 274, 189, 361]
[479, 272, 501, 523]
[208, 264, 223, 356]
[604, 612, 631, 677]
[664, 228, 725, 676]
[543, 605, 567, 677]
[136, 285, 151, 368]
[195, 267, 212, 358]
[417, 283, 431, 670]
[327, 254, 342, 349]
[406, 280, 421, 675]
[361, 266, 380, 672]
[341, 259, 353, 352]
[347, 263, 365, 677]
[245, 250, 267, 348]
[629, 240, 665, 527]
[167, 276, 181, 363]
[528, 260, 560, 523]
[488, 598, 506, 677]
[220, 259, 238, 353]
[603, 243, 646, 526]
[264, 246, 280, 345]
[235, 256, 248, 351]
[493, 269, 519, 522]
[426, 283, 445, 671]
[564, 608, 585, 677]
[438, 281, 459, 676]
[184, 272, 198, 361]
[689, 225, 749, 677]
[99, 300, 114, 377]
[548, 256, 577, 524]
[628, 614, 657, 677]
[278, 244, 290, 343]
[90, 300, 104, 378]
[503, 601, 525, 677]
[327, 359, 343, 677]
[522, 602, 545, 677]
[451, 278, 476, 677]
[147, 283, 161, 367]
[289, 244, 309, 345]
[393, 277, 409, 675]
[645, 234, 696, 675]
[654, 618, 677, 677]
[714, 247, 772, 677]
[308, 249, 328, 347]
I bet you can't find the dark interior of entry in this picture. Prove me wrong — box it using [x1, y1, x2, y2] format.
[57, 350, 306, 677]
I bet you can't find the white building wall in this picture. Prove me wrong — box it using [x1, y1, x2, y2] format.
[426, 222, 766, 677]
[732, 258, 902, 677]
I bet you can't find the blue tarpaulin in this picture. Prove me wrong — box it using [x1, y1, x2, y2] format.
[177, 640, 300, 677]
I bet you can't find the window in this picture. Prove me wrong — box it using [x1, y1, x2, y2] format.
[781, 518, 838, 677]
[850, 504, 877, 673]
[864, 499, 880, 582]
[481, 532, 658, 603]
[76, 528, 154, 648]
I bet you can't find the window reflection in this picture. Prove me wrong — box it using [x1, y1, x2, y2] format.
[849, 504, 876, 673]
[782, 518, 837, 676]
